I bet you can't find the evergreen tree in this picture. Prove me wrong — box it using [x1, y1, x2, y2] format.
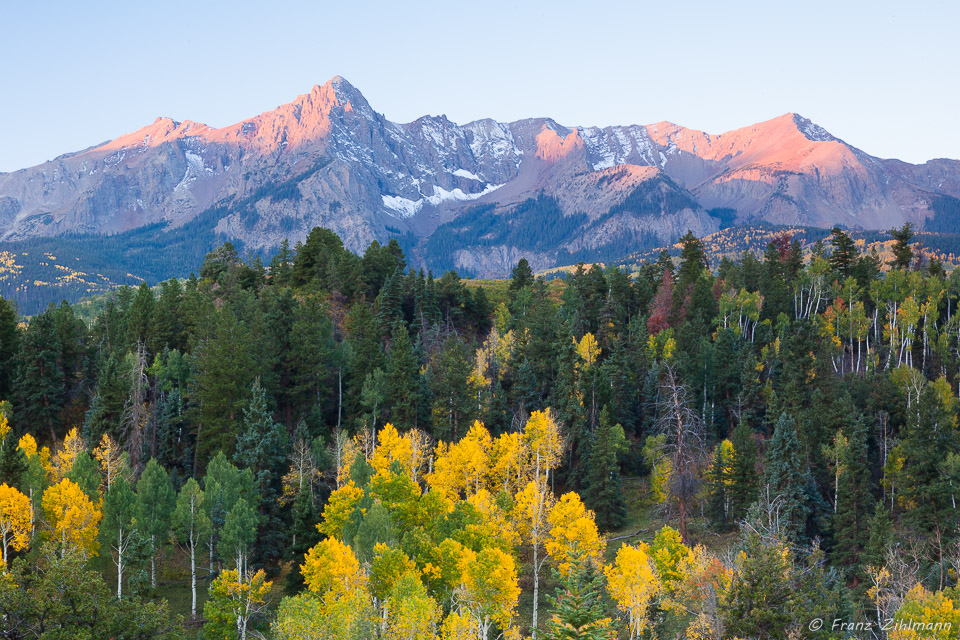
[828, 227, 859, 278]
[386, 323, 418, 429]
[581, 407, 627, 531]
[14, 309, 64, 442]
[830, 418, 872, 581]
[428, 335, 475, 441]
[66, 450, 100, 502]
[510, 258, 535, 292]
[889, 222, 915, 269]
[0, 297, 20, 401]
[728, 422, 759, 522]
[192, 305, 255, 468]
[760, 413, 810, 541]
[542, 557, 615, 640]
[234, 378, 288, 564]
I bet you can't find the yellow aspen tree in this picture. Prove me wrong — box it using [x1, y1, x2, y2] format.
[92, 433, 128, 492]
[651, 526, 690, 595]
[371, 423, 413, 476]
[0, 483, 32, 566]
[605, 543, 661, 640]
[427, 421, 492, 500]
[515, 478, 556, 639]
[576, 333, 601, 369]
[17, 433, 38, 459]
[458, 547, 521, 640]
[41, 477, 102, 558]
[889, 584, 960, 640]
[53, 427, 85, 478]
[466, 488, 519, 550]
[545, 492, 604, 576]
[206, 568, 272, 640]
[490, 432, 527, 495]
[316, 482, 364, 539]
[523, 409, 563, 485]
[301, 537, 367, 596]
[441, 610, 475, 640]
[384, 572, 442, 640]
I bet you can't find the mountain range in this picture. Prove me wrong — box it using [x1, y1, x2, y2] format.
[2, 75, 960, 286]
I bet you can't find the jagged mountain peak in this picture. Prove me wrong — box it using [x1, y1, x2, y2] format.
[2, 78, 960, 289]
[790, 113, 837, 143]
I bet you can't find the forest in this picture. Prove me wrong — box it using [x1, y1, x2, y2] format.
[2, 222, 960, 639]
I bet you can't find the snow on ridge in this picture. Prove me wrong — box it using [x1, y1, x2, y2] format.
[452, 168, 483, 181]
[793, 114, 835, 142]
[382, 183, 504, 219]
[174, 151, 212, 193]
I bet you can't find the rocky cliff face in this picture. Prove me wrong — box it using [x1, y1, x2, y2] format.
[0, 77, 957, 277]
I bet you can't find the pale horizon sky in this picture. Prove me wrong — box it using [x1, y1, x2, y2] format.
[2, 0, 958, 172]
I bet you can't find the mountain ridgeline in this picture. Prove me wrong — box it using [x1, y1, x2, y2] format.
[2, 76, 960, 311]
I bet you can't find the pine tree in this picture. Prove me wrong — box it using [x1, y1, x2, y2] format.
[581, 407, 627, 531]
[386, 323, 418, 429]
[831, 417, 872, 581]
[706, 440, 734, 531]
[889, 223, 914, 270]
[728, 422, 759, 522]
[543, 556, 615, 640]
[193, 305, 255, 468]
[234, 378, 288, 564]
[761, 413, 810, 541]
[828, 227, 859, 278]
[510, 258, 535, 292]
[15, 309, 65, 442]
[65, 450, 100, 502]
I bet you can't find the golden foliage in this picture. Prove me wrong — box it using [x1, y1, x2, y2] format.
[41, 477, 101, 557]
[605, 543, 661, 640]
[545, 492, 604, 576]
[302, 537, 367, 596]
[0, 483, 32, 564]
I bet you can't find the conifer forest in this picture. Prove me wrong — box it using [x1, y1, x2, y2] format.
[4, 224, 960, 640]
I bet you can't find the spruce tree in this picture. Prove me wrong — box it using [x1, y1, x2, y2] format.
[234, 378, 288, 564]
[386, 322, 418, 429]
[542, 556, 615, 640]
[830, 418, 872, 580]
[581, 407, 627, 531]
[728, 422, 759, 522]
[828, 227, 859, 278]
[762, 413, 810, 541]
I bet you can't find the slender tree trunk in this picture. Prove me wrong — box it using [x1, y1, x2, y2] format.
[117, 546, 123, 599]
[532, 543, 540, 640]
[190, 538, 197, 619]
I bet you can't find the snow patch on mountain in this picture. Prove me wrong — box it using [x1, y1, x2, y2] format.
[174, 152, 212, 193]
[382, 183, 503, 219]
[794, 114, 836, 142]
[452, 168, 483, 181]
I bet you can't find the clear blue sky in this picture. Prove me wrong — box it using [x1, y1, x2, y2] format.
[2, 0, 957, 172]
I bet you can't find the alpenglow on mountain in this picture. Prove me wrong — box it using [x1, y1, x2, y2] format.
[2, 75, 960, 280]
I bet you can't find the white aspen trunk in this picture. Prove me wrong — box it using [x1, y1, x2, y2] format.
[117, 546, 123, 599]
[532, 542, 540, 640]
[190, 535, 197, 619]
